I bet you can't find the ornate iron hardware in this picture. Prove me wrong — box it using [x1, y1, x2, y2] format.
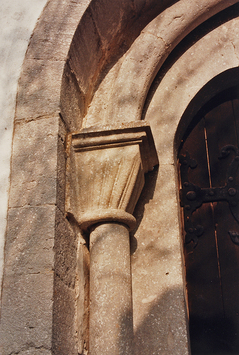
[179, 145, 239, 247]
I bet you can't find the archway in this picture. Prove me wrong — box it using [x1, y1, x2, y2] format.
[1, 1, 239, 354]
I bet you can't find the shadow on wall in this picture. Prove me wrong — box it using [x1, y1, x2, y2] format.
[119, 286, 189, 355]
[131, 166, 159, 254]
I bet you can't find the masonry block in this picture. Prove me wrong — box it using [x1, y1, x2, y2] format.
[26, 0, 92, 61]
[68, 9, 103, 97]
[15, 59, 64, 120]
[0, 272, 54, 354]
[9, 117, 59, 208]
[60, 62, 85, 131]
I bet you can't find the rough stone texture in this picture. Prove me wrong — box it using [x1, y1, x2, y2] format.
[90, 223, 133, 355]
[2, 0, 239, 354]
[26, 0, 92, 61]
[132, 166, 189, 355]
[106, 31, 168, 125]
[56, 118, 67, 214]
[68, 9, 104, 98]
[0, 205, 55, 354]
[84, 0, 238, 127]
[15, 59, 64, 120]
[75, 239, 90, 355]
[15, 0, 92, 122]
[60, 61, 85, 131]
[63, 0, 194, 126]
[18, 350, 52, 355]
[66, 122, 158, 232]
[90, 0, 130, 49]
[0, 273, 54, 354]
[66, 123, 158, 353]
[53, 208, 89, 354]
[146, 15, 239, 165]
[53, 276, 77, 355]
[0, 0, 49, 299]
[130, 12, 239, 355]
[9, 117, 59, 208]
[3, 206, 55, 274]
[54, 208, 77, 289]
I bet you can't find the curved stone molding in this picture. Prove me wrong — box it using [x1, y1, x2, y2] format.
[84, 0, 238, 127]
[66, 121, 158, 231]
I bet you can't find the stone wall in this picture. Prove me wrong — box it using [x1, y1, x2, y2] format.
[0, 0, 48, 299]
[1, 1, 239, 354]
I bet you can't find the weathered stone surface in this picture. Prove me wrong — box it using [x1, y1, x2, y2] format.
[129, 12, 239, 355]
[9, 117, 59, 208]
[66, 122, 158, 232]
[90, 223, 133, 355]
[65, 122, 158, 354]
[0, 0, 49, 299]
[15, 59, 64, 120]
[75, 240, 90, 355]
[3, 1, 239, 355]
[146, 15, 239, 165]
[106, 31, 167, 125]
[102, 0, 238, 124]
[52, 276, 77, 355]
[132, 164, 189, 355]
[18, 349, 52, 355]
[60, 62, 85, 131]
[3, 205, 55, 274]
[68, 9, 103, 97]
[54, 208, 77, 289]
[133, 0, 147, 13]
[56, 117, 67, 214]
[0, 205, 55, 354]
[90, 0, 131, 48]
[54, 207, 90, 354]
[26, 0, 92, 61]
[0, 272, 53, 354]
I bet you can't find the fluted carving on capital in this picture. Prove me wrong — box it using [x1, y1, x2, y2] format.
[66, 122, 158, 232]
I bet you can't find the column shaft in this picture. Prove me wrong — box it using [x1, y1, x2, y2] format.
[89, 223, 133, 355]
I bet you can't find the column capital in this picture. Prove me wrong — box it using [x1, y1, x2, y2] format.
[66, 121, 158, 232]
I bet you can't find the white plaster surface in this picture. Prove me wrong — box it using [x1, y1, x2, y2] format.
[0, 0, 48, 297]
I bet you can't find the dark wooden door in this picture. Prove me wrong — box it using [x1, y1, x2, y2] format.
[179, 94, 239, 354]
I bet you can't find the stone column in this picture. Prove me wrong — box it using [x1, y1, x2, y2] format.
[90, 223, 132, 354]
[66, 121, 158, 355]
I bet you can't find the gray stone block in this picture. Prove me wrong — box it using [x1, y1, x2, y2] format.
[90, 0, 131, 48]
[26, 0, 91, 61]
[0, 272, 53, 354]
[9, 117, 59, 208]
[54, 208, 77, 288]
[4, 206, 55, 274]
[68, 9, 103, 97]
[52, 276, 77, 355]
[15, 59, 64, 120]
[60, 62, 85, 131]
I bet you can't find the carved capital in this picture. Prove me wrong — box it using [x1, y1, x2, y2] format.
[66, 122, 158, 231]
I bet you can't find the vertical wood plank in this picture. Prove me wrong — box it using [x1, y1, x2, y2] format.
[180, 117, 223, 354]
[179, 97, 239, 354]
[205, 100, 239, 353]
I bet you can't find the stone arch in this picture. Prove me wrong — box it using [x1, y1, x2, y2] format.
[1, 1, 239, 354]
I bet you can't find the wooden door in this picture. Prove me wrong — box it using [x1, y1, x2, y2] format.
[179, 92, 239, 354]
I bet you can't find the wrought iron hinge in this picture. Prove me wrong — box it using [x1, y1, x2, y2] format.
[179, 145, 239, 247]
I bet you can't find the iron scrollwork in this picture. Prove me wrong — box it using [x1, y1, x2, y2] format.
[179, 145, 239, 247]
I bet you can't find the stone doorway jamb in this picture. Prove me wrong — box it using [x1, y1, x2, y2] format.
[66, 121, 158, 354]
